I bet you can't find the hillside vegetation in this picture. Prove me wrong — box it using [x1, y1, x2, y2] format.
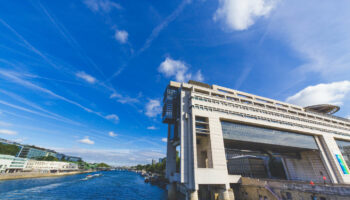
[0, 143, 20, 156]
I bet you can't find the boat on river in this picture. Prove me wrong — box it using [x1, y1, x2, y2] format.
[81, 173, 102, 181]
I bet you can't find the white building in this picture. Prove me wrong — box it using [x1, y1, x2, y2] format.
[163, 81, 350, 200]
[0, 154, 13, 173]
[0, 154, 28, 173]
[25, 160, 79, 172]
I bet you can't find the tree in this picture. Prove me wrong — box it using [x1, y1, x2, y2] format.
[97, 163, 110, 168]
[0, 143, 20, 156]
[35, 155, 59, 161]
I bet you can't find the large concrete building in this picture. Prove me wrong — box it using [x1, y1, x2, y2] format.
[163, 81, 350, 200]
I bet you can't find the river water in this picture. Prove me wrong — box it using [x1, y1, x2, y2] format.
[0, 171, 167, 200]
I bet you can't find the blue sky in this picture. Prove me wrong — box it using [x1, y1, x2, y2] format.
[0, 0, 350, 165]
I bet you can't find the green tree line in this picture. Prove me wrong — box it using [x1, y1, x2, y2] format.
[0, 143, 20, 156]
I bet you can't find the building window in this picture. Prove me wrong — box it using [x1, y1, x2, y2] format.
[195, 116, 213, 168]
[335, 139, 350, 168]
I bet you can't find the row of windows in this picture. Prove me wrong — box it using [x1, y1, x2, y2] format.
[11, 161, 25, 164]
[0, 157, 13, 160]
[192, 90, 350, 128]
[10, 165, 25, 168]
[193, 95, 350, 134]
[192, 104, 350, 137]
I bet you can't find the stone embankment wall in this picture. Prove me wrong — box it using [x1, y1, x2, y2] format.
[0, 170, 91, 180]
[236, 177, 350, 200]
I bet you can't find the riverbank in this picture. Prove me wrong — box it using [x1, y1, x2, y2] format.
[132, 170, 168, 188]
[0, 170, 93, 181]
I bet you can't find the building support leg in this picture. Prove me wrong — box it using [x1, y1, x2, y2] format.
[168, 183, 177, 200]
[188, 190, 198, 200]
[223, 188, 235, 200]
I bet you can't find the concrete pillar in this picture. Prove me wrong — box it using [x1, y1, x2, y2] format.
[188, 190, 198, 200]
[219, 188, 234, 200]
[166, 125, 177, 180]
[168, 183, 177, 200]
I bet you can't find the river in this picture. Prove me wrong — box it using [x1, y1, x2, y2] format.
[0, 171, 167, 200]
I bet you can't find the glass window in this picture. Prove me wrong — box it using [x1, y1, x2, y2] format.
[335, 139, 350, 167]
[221, 121, 318, 150]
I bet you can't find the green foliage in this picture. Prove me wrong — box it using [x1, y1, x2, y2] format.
[0, 143, 20, 156]
[35, 155, 59, 161]
[133, 158, 167, 176]
[96, 162, 110, 168]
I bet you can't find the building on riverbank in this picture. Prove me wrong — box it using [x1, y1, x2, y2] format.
[1, 138, 82, 162]
[17, 146, 49, 158]
[1, 154, 78, 173]
[163, 80, 350, 200]
[0, 154, 28, 173]
[24, 160, 78, 173]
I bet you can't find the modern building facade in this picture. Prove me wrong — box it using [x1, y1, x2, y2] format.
[64, 156, 82, 162]
[25, 160, 79, 172]
[17, 146, 49, 159]
[0, 154, 28, 173]
[163, 81, 350, 200]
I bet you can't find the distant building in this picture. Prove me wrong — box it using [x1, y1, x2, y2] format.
[64, 156, 82, 162]
[18, 146, 49, 159]
[0, 138, 19, 145]
[25, 160, 78, 172]
[47, 151, 57, 158]
[152, 159, 157, 165]
[55, 153, 65, 160]
[0, 154, 28, 173]
[1, 138, 82, 163]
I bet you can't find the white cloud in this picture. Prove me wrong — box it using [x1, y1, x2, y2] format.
[78, 136, 94, 145]
[267, 1, 350, 81]
[110, 92, 139, 104]
[108, 131, 117, 137]
[84, 0, 121, 13]
[0, 121, 12, 126]
[52, 147, 165, 166]
[286, 81, 350, 107]
[346, 115, 350, 120]
[161, 138, 167, 143]
[114, 30, 128, 43]
[0, 70, 107, 120]
[158, 57, 204, 82]
[138, 0, 191, 53]
[214, 0, 277, 31]
[105, 114, 119, 123]
[0, 129, 17, 135]
[147, 126, 157, 130]
[76, 71, 96, 84]
[145, 99, 162, 117]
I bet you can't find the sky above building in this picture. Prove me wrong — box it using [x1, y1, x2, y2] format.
[0, 0, 350, 166]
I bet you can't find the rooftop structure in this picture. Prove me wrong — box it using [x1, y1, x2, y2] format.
[305, 104, 340, 115]
[163, 81, 350, 200]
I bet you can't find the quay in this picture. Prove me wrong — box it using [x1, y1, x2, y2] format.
[0, 170, 92, 181]
[162, 80, 350, 200]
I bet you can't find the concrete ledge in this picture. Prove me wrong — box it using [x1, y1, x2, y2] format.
[0, 171, 92, 181]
